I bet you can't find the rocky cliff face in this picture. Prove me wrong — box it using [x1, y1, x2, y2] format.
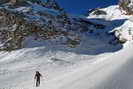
[119, 0, 133, 14]
[0, 0, 126, 51]
[0, 0, 91, 51]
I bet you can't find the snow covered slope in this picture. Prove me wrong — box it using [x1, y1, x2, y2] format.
[0, 1, 133, 89]
[88, 5, 133, 42]
[41, 42, 133, 89]
[0, 38, 132, 89]
[0, 33, 121, 88]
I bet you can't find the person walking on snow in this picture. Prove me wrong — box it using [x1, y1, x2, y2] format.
[34, 71, 42, 87]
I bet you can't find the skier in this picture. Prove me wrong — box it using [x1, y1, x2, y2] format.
[34, 71, 42, 87]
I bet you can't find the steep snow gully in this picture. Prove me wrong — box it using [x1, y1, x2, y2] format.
[39, 43, 133, 89]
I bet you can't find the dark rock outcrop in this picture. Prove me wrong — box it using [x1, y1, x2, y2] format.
[119, 0, 133, 15]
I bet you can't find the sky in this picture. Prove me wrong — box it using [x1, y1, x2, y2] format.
[55, 0, 117, 15]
